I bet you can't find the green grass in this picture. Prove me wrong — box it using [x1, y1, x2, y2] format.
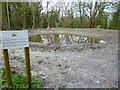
[58, 85, 67, 90]
[0, 68, 44, 89]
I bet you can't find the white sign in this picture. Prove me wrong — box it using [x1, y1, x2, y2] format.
[0, 30, 29, 49]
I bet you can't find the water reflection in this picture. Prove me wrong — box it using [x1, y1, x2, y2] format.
[29, 34, 104, 45]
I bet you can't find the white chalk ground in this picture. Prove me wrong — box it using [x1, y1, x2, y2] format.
[5, 43, 118, 88]
[0, 28, 118, 88]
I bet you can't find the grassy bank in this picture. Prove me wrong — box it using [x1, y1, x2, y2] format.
[0, 68, 44, 89]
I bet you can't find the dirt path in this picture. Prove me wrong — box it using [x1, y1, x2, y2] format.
[0, 28, 118, 88]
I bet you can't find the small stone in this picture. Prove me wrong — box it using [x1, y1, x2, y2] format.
[38, 61, 43, 64]
[65, 65, 69, 68]
[58, 64, 61, 66]
[61, 71, 68, 74]
[38, 73, 45, 76]
[47, 43, 51, 45]
[78, 56, 81, 58]
[13, 57, 17, 59]
[36, 56, 38, 58]
[91, 75, 95, 77]
[96, 80, 100, 83]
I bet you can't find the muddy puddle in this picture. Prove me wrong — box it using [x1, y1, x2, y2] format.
[29, 34, 106, 45]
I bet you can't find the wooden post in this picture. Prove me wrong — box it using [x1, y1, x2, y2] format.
[3, 49, 12, 88]
[24, 47, 31, 88]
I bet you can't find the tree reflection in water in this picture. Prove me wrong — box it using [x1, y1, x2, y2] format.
[29, 34, 103, 45]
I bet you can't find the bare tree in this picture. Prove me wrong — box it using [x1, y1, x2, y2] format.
[78, 2, 83, 26]
[6, 2, 10, 30]
[46, 1, 50, 28]
[84, 2, 107, 28]
[30, 2, 35, 30]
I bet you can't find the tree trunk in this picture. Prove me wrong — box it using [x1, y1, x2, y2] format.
[23, 11, 26, 29]
[46, 1, 50, 28]
[32, 11, 35, 30]
[0, 2, 2, 30]
[31, 3, 35, 30]
[6, 2, 10, 30]
[79, 2, 83, 26]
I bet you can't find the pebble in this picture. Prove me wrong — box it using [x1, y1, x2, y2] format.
[78, 56, 81, 58]
[38, 60, 43, 64]
[96, 80, 100, 83]
[91, 75, 95, 78]
[58, 64, 61, 66]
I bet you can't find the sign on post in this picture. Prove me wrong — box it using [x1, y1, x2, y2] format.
[0, 30, 31, 88]
[0, 30, 29, 49]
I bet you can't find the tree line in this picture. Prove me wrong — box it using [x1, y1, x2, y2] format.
[2, 2, 119, 30]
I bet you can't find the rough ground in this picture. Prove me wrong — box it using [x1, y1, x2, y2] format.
[0, 28, 118, 88]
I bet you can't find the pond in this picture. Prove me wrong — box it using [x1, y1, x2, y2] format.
[29, 34, 106, 45]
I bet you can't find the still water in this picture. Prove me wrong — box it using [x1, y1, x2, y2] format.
[29, 34, 106, 45]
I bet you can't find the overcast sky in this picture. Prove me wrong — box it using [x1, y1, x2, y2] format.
[41, 0, 98, 13]
[41, 0, 118, 3]
[41, 0, 78, 12]
[41, 0, 117, 9]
